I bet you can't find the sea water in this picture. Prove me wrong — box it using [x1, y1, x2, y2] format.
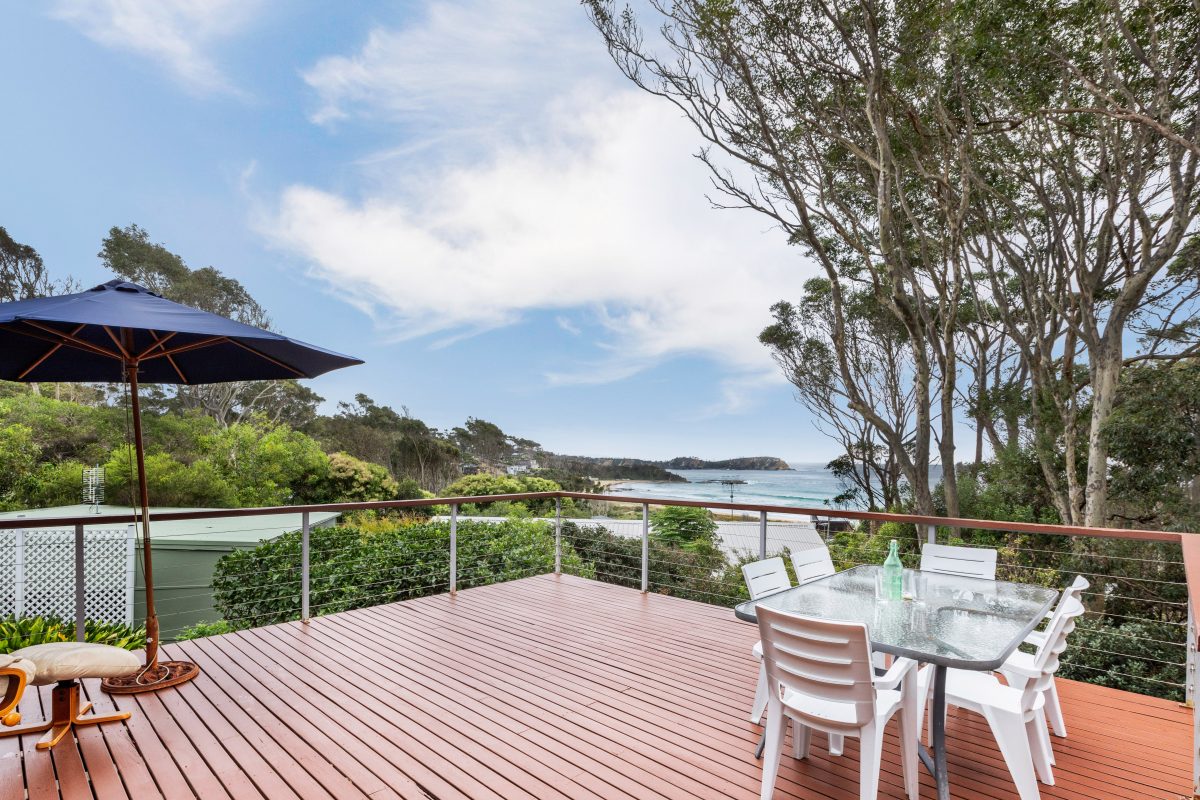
[611, 464, 848, 510]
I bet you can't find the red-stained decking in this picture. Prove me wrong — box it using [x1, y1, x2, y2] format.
[3, 573, 1191, 799]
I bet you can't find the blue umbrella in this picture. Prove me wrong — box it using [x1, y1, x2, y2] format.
[0, 280, 363, 690]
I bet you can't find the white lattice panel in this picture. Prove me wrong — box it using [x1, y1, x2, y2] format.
[0, 527, 135, 625]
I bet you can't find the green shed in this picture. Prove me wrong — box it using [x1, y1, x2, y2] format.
[0, 504, 341, 640]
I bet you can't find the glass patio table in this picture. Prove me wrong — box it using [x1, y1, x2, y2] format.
[734, 564, 1058, 800]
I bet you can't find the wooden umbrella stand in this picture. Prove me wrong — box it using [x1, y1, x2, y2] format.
[101, 361, 200, 694]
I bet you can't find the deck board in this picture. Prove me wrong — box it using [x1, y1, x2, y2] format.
[8, 573, 1193, 799]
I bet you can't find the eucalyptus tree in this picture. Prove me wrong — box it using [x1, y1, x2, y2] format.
[760, 280, 912, 510]
[955, 0, 1200, 525]
[587, 0, 985, 514]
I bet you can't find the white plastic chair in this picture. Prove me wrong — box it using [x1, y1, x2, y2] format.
[920, 543, 997, 580]
[916, 599, 1078, 800]
[757, 606, 919, 800]
[790, 544, 836, 586]
[743, 558, 791, 726]
[1001, 576, 1089, 742]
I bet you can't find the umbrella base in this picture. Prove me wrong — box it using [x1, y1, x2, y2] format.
[101, 660, 200, 694]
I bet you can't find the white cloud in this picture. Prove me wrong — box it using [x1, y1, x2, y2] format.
[264, 89, 816, 387]
[51, 0, 261, 94]
[264, 0, 819, 413]
[303, 0, 609, 135]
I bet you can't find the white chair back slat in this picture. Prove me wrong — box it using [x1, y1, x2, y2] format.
[742, 557, 791, 600]
[757, 606, 877, 729]
[1038, 575, 1089, 656]
[920, 543, 997, 581]
[790, 545, 836, 585]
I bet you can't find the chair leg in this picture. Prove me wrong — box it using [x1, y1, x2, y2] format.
[1044, 679, 1066, 738]
[858, 721, 884, 800]
[791, 718, 812, 760]
[0, 681, 130, 751]
[760, 700, 788, 800]
[751, 660, 769, 724]
[982, 706, 1041, 800]
[1027, 716, 1055, 785]
[828, 732, 844, 757]
[899, 675, 920, 800]
[1034, 707, 1056, 765]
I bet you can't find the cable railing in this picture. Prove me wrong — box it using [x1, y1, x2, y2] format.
[1, 489, 1198, 792]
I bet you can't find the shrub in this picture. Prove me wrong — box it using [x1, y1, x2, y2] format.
[650, 506, 720, 555]
[0, 616, 146, 652]
[174, 620, 233, 641]
[211, 518, 588, 629]
[559, 521, 742, 604]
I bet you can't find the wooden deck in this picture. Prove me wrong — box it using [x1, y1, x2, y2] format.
[3, 573, 1192, 799]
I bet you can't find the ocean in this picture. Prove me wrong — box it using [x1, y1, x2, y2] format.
[609, 464, 847, 511]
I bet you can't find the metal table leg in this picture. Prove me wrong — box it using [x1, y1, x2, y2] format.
[916, 664, 950, 800]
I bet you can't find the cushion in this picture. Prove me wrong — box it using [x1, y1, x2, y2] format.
[11, 643, 141, 685]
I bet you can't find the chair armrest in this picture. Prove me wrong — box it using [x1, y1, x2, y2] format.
[0, 666, 30, 723]
[1023, 630, 1047, 647]
[873, 656, 917, 690]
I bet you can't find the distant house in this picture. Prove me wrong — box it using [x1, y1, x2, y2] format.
[505, 464, 530, 475]
[0, 504, 340, 639]
[459, 463, 482, 475]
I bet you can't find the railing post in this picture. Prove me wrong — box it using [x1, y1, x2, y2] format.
[641, 503, 649, 593]
[555, 497, 562, 575]
[13, 528, 24, 618]
[301, 511, 311, 624]
[1188, 604, 1199, 797]
[759, 510, 768, 559]
[450, 504, 458, 594]
[926, 524, 937, 545]
[1188, 604, 1196, 708]
[74, 523, 85, 642]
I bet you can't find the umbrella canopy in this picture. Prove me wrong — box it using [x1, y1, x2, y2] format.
[0, 279, 362, 691]
[0, 280, 361, 383]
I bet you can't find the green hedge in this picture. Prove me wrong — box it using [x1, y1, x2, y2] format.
[211, 518, 589, 629]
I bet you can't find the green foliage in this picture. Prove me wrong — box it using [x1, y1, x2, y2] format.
[0, 616, 146, 652]
[211, 519, 587, 629]
[827, 522, 922, 571]
[300, 451, 399, 504]
[559, 521, 743, 604]
[443, 473, 563, 515]
[174, 620, 232, 641]
[649, 506, 720, 555]
[1105, 361, 1200, 530]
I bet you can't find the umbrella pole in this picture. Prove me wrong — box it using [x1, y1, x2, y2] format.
[102, 360, 199, 693]
[126, 364, 159, 669]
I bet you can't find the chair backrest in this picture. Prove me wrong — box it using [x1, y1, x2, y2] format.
[1020, 598, 1081, 712]
[920, 543, 997, 580]
[757, 606, 877, 729]
[790, 545, 836, 585]
[742, 557, 791, 600]
[1035, 575, 1089, 659]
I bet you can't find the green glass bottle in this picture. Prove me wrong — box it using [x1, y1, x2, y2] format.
[883, 539, 903, 601]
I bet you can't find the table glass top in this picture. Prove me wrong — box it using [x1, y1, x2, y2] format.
[735, 564, 1058, 669]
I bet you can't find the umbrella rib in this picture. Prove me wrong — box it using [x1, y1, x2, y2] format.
[134, 331, 179, 360]
[147, 330, 189, 383]
[139, 336, 229, 361]
[227, 339, 306, 378]
[15, 321, 122, 360]
[101, 326, 133, 361]
[16, 323, 88, 379]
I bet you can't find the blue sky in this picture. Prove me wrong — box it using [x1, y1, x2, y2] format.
[0, 1, 840, 463]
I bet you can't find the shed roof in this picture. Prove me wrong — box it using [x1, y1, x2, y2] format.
[0, 504, 341, 549]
